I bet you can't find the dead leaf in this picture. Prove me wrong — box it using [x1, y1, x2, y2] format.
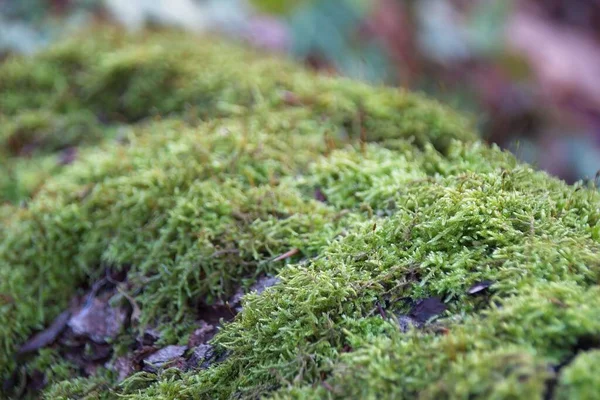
[85, 342, 112, 362]
[68, 295, 127, 343]
[188, 321, 216, 347]
[196, 302, 236, 325]
[27, 370, 46, 392]
[18, 311, 71, 355]
[396, 315, 421, 332]
[249, 276, 280, 295]
[314, 187, 327, 202]
[281, 90, 302, 106]
[112, 357, 135, 382]
[186, 344, 214, 370]
[409, 297, 447, 323]
[58, 147, 77, 165]
[137, 329, 161, 346]
[467, 280, 494, 295]
[131, 345, 159, 367]
[143, 345, 187, 371]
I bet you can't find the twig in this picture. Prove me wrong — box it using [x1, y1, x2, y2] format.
[271, 248, 299, 262]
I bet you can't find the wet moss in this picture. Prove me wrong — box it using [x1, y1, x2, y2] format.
[1, 28, 599, 399]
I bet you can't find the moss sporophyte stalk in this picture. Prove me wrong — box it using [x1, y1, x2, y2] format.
[1, 27, 600, 399]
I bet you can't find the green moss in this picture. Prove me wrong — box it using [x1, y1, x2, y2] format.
[271, 283, 600, 399]
[1, 27, 599, 399]
[555, 350, 600, 400]
[0, 28, 475, 203]
[43, 371, 116, 400]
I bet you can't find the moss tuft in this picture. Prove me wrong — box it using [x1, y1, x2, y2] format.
[555, 350, 600, 400]
[1, 27, 599, 399]
[0, 28, 475, 204]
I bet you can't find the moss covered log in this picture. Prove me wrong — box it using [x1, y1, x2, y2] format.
[1, 28, 599, 399]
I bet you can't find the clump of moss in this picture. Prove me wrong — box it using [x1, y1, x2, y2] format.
[0, 27, 474, 204]
[555, 350, 600, 400]
[1, 27, 599, 399]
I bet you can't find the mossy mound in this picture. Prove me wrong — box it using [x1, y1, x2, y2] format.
[1, 28, 599, 399]
[0, 28, 472, 205]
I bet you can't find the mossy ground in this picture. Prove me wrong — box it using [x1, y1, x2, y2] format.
[1, 27, 599, 399]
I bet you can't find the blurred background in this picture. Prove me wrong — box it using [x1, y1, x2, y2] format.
[1, 0, 599, 183]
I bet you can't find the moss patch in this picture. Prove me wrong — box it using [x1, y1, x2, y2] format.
[1, 27, 599, 399]
[0, 28, 473, 205]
